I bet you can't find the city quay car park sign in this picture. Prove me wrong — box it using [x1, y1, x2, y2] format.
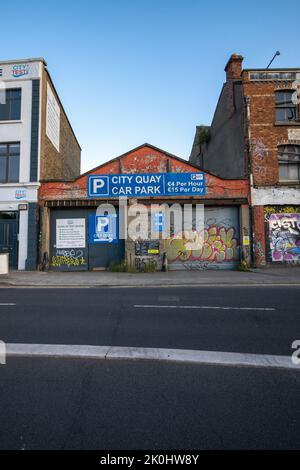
[88, 173, 206, 198]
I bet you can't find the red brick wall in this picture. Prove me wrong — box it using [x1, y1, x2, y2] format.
[252, 205, 266, 266]
[243, 72, 299, 186]
[39, 145, 249, 202]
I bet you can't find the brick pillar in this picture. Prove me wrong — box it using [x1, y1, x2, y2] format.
[224, 54, 243, 81]
[240, 204, 251, 267]
[252, 206, 266, 267]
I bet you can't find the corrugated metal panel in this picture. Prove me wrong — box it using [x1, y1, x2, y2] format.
[165, 206, 240, 270]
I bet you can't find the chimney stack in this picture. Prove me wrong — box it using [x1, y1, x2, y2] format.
[225, 54, 244, 81]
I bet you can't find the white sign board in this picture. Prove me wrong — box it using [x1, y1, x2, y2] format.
[46, 83, 60, 152]
[0, 62, 41, 81]
[56, 219, 86, 249]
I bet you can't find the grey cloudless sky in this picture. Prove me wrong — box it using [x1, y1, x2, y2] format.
[1, 0, 299, 171]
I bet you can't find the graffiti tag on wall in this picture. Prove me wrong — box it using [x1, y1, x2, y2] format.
[252, 138, 268, 180]
[164, 225, 239, 265]
[269, 213, 300, 262]
[51, 249, 87, 267]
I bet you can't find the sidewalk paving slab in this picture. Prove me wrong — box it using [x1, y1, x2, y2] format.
[0, 267, 300, 287]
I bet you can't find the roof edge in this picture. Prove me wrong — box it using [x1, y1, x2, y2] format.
[0, 57, 47, 66]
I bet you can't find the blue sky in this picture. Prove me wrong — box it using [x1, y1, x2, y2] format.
[1, 0, 299, 172]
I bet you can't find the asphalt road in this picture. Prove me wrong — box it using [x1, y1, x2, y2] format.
[0, 286, 299, 450]
[0, 286, 299, 355]
[0, 357, 300, 450]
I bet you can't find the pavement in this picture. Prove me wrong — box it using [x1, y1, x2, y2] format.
[0, 265, 300, 287]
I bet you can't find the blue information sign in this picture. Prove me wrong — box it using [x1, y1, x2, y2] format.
[89, 214, 118, 244]
[152, 213, 165, 232]
[88, 173, 206, 198]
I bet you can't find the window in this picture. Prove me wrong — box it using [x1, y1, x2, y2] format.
[0, 89, 21, 121]
[278, 145, 300, 182]
[0, 143, 20, 183]
[275, 90, 297, 122]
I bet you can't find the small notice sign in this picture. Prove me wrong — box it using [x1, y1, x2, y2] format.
[56, 218, 86, 249]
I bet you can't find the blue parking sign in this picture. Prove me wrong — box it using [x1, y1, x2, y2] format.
[87, 172, 206, 198]
[89, 214, 118, 243]
[88, 176, 109, 197]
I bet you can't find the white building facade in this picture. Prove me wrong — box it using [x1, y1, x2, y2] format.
[0, 57, 82, 270]
[0, 59, 44, 269]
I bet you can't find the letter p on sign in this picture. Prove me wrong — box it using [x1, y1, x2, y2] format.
[93, 178, 105, 192]
[97, 217, 109, 232]
[89, 176, 109, 197]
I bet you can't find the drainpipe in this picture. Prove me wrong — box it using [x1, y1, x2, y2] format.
[245, 96, 255, 266]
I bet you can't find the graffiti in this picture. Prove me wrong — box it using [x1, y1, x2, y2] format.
[51, 248, 87, 268]
[51, 255, 87, 267]
[255, 240, 264, 259]
[182, 260, 211, 271]
[55, 249, 84, 259]
[164, 226, 239, 264]
[264, 206, 300, 222]
[269, 213, 300, 262]
[252, 138, 268, 179]
[205, 217, 233, 229]
[135, 257, 158, 272]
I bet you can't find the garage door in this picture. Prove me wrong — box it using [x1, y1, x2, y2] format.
[50, 208, 124, 271]
[164, 206, 240, 270]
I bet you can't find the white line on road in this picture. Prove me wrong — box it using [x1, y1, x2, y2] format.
[4, 343, 298, 370]
[134, 305, 276, 311]
[0, 303, 16, 306]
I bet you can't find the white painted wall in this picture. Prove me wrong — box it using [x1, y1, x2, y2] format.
[251, 186, 300, 206]
[0, 81, 32, 183]
[0, 60, 43, 269]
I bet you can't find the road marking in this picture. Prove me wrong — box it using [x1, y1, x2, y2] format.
[4, 343, 298, 370]
[134, 305, 276, 311]
[0, 303, 16, 306]
[0, 284, 300, 289]
[157, 296, 180, 302]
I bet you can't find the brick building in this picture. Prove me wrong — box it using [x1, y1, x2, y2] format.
[190, 54, 300, 267]
[39, 144, 250, 271]
[0, 58, 81, 269]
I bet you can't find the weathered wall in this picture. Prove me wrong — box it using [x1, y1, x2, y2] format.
[243, 71, 300, 266]
[190, 81, 246, 179]
[40, 69, 81, 181]
[243, 72, 300, 186]
[39, 144, 250, 271]
[252, 205, 266, 267]
[164, 206, 240, 270]
[39, 145, 249, 202]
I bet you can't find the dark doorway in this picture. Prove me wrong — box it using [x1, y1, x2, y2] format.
[0, 212, 18, 268]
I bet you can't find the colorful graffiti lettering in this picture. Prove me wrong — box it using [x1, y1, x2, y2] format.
[255, 241, 264, 258]
[51, 255, 87, 267]
[164, 226, 239, 264]
[269, 213, 300, 262]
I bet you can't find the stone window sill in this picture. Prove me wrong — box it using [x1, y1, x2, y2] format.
[0, 120, 23, 124]
[277, 181, 300, 187]
[275, 121, 300, 126]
